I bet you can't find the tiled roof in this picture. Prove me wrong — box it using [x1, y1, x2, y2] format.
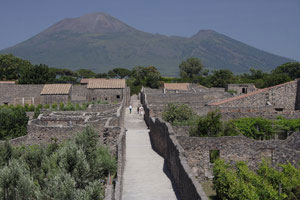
[87, 79, 126, 89]
[0, 81, 16, 84]
[209, 80, 296, 106]
[80, 78, 97, 84]
[40, 84, 72, 95]
[164, 83, 189, 91]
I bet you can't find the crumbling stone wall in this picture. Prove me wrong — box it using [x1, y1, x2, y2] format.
[141, 91, 208, 200]
[217, 81, 298, 110]
[226, 84, 257, 95]
[177, 133, 300, 182]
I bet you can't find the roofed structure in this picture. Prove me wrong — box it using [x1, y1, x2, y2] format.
[163, 83, 189, 91]
[40, 84, 72, 95]
[80, 78, 97, 84]
[0, 81, 16, 84]
[87, 79, 126, 89]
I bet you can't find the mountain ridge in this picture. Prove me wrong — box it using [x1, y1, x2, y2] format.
[0, 12, 294, 75]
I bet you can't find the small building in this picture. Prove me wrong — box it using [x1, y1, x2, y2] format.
[0, 81, 16, 84]
[226, 84, 257, 95]
[163, 83, 190, 94]
[87, 79, 127, 103]
[40, 84, 72, 105]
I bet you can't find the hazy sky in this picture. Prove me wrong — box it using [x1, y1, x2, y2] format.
[0, 0, 299, 60]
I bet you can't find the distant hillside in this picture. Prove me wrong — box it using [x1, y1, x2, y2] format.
[0, 12, 294, 75]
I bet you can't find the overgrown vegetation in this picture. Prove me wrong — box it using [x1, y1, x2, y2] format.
[0, 105, 28, 140]
[162, 103, 196, 126]
[0, 127, 116, 199]
[162, 105, 300, 140]
[213, 159, 300, 200]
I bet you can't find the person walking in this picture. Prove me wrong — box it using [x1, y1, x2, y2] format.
[137, 106, 140, 114]
[129, 105, 132, 114]
[139, 106, 144, 116]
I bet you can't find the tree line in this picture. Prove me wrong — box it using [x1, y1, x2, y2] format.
[0, 54, 299, 91]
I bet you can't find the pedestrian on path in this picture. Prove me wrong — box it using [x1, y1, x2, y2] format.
[137, 106, 140, 114]
[129, 105, 132, 114]
[139, 106, 144, 116]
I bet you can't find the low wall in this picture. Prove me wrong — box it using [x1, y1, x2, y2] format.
[114, 127, 126, 200]
[141, 91, 208, 200]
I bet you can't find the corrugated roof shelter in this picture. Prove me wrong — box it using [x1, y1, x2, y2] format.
[87, 79, 126, 89]
[164, 83, 189, 91]
[40, 84, 72, 95]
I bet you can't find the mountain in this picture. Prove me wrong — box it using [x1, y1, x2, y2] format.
[0, 12, 294, 75]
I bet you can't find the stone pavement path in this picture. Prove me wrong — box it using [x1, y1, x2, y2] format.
[122, 96, 178, 200]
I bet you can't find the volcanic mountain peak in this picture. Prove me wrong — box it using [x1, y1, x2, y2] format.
[43, 12, 136, 35]
[0, 12, 294, 75]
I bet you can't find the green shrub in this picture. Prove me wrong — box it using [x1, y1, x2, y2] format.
[37, 104, 43, 109]
[81, 103, 88, 110]
[75, 103, 82, 110]
[232, 117, 275, 140]
[213, 159, 300, 200]
[59, 102, 64, 110]
[52, 102, 57, 110]
[162, 103, 195, 125]
[44, 104, 50, 109]
[24, 104, 29, 111]
[0, 106, 29, 140]
[33, 108, 40, 119]
[190, 111, 222, 137]
[227, 90, 237, 95]
[64, 102, 75, 111]
[28, 104, 35, 112]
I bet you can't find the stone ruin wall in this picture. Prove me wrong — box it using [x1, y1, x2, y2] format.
[177, 134, 300, 182]
[218, 81, 298, 110]
[9, 103, 124, 156]
[0, 84, 44, 105]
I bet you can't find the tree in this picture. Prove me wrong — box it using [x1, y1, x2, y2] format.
[162, 103, 195, 125]
[209, 69, 235, 88]
[18, 64, 56, 84]
[264, 73, 291, 88]
[190, 111, 222, 137]
[95, 73, 109, 78]
[179, 57, 204, 78]
[272, 62, 300, 80]
[108, 68, 131, 78]
[0, 54, 32, 80]
[144, 66, 161, 88]
[76, 69, 96, 78]
[0, 106, 29, 139]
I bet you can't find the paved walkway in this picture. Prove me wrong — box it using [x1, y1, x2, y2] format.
[122, 96, 178, 200]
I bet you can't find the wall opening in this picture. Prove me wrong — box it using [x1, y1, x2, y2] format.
[275, 108, 284, 112]
[116, 95, 120, 99]
[209, 150, 220, 163]
[242, 88, 247, 94]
